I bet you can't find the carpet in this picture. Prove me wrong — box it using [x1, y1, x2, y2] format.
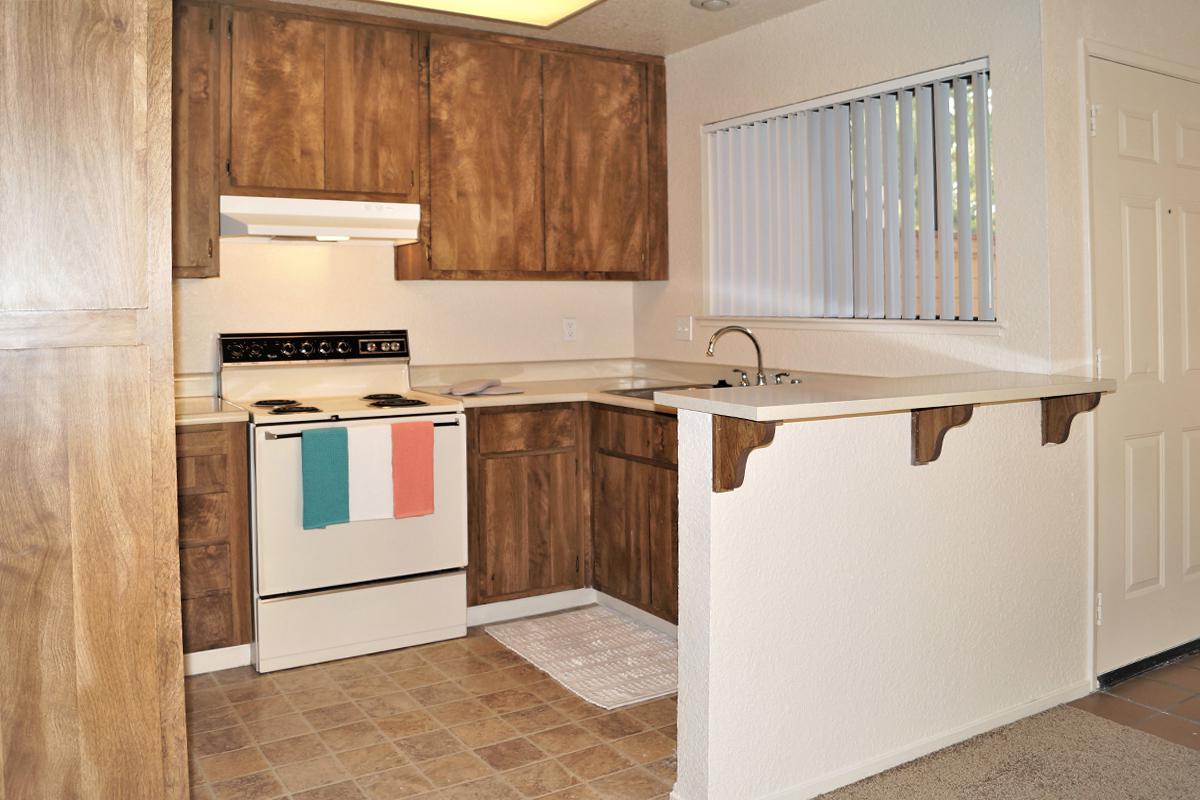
[821, 706, 1200, 799]
[486, 605, 677, 710]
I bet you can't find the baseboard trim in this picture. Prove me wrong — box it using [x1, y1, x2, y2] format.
[670, 681, 1091, 800]
[467, 589, 597, 627]
[1098, 637, 1200, 688]
[595, 592, 677, 639]
[184, 644, 253, 676]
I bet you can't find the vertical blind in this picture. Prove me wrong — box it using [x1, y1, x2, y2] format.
[706, 60, 995, 321]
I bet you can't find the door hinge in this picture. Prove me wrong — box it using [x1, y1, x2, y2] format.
[208, 16, 214, 33]
[207, 238, 213, 259]
[1088, 103, 1100, 137]
[410, 169, 416, 192]
[1095, 592, 1103, 626]
[575, 555, 581, 575]
[227, 18, 233, 39]
[225, 159, 232, 179]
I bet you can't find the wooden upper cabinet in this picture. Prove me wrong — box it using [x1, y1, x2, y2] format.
[543, 53, 649, 273]
[225, 9, 420, 198]
[428, 37, 544, 271]
[173, 2, 221, 278]
[325, 24, 420, 197]
[228, 9, 327, 191]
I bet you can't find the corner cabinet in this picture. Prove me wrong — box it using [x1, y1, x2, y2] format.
[173, 1, 666, 281]
[176, 422, 252, 653]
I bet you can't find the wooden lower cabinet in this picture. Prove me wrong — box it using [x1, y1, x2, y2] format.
[467, 404, 588, 605]
[466, 402, 678, 623]
[176, 422, 252, 652]
[590, 406, 678, 623]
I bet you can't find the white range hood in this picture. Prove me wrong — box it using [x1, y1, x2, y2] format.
[219, 195, 420, 244]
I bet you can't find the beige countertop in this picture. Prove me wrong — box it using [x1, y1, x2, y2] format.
[175, 397, 249, 427]
[413, 376, 728, 414]
[657, 370, 1117, 423]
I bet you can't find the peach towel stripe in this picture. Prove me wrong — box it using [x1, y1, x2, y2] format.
[391, 421, 434, 518]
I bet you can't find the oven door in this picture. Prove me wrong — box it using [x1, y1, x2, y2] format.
[253, 413, 467, 596]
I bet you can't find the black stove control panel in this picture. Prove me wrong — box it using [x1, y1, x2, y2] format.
[220, 330, 410, 364]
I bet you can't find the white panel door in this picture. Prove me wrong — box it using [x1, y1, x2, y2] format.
[1090, 56, 1200, 674]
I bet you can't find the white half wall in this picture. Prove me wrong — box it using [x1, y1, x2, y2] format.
[675, 403, 1090, 799]
[174, 241, 635, 376]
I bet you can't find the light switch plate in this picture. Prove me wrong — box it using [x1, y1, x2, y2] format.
[562, 318, 577, 341]
[674, 316, 693, 341]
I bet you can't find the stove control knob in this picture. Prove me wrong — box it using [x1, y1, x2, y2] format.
[280, 342, 296, 357]
[318, 341, 333, 355]
[248, 344, 263, 359]
[366, 343, 377, 352]
[299, 341, 314, 356]
[227, 343, 245, 360]
[336, 340, 351, 354]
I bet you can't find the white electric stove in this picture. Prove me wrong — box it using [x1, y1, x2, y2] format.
[219, 330, 467, 673]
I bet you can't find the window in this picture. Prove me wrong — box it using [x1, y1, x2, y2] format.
[705, 60, 995, 322]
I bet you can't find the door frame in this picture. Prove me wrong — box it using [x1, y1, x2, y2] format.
[1082, 40, 1200, 684]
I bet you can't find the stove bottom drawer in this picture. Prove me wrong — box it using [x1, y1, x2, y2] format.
[254, 570, 466, 673]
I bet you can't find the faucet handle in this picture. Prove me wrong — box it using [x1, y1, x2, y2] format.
[773, 371, 791, 385]
[731, 368, 750, 387]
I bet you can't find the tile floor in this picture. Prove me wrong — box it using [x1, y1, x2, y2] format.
[1071, 650, 1200, 751]
[186, 629, 677, 800]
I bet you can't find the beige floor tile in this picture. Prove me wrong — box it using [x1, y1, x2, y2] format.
[1147, 664, 1200, 693]
[188, 688, 234, 713]
[504, 759, 579, 797]
[449, 717, 521, 749]
[539, 786, 602, 800]
[1108, 677, 1194, 709]
[461, 635, 506, 657]
[410, 682, 470, 707]
[557, 745, 632, 781]
[418, 751, 493, 788]
[190, 706, 243, 735]
[213, 667, 261, 686]
[503, 705, 571, 735]
[370, 650, 428, 673]
[261, 733, 330, 766]
[435, 657, 497, 679]
[190, 783, 215, 800]
[656, 725, 676, 742]
[224, 680, 281, 705]
[293, 780, 368, 800]
[273, 667, 338, 695]
[200, 747, 269, 783]
[434, 775, 521, 800]
[641, 756, 675, 784]
[245, 712, 313, 744]
[192, 726, 254, 758]
[320, 721, 387, 753]
[578, 713, 645, 741]
[390, 665, 449, 690]
[623, 700, 675, 729]
[395, 730, 464, 762]
[429, 699, 493, 726]
[336, 742, 408, 777]
[503, 665, 547, 685]
[234, 695, 298, 724]
[526, 681, 573, 704]
[552, 697, 606, 722]
[305, 703, 370, 731]
[478, 689, 541, 715]
[188, 673, 220, 691]
[326, 659, 386, 684]
[376, 710, 441, 740]
[527, 724, 601, 757]
[341, 675, 404, 701]
[359, 691, 421, 719]
[277, 754, 350, 792]
[1134, 713, 1200, 750]
[1169, 694, 1200, 722]
[474, 738, 546, 771]
[457, 671, 523, 696]
[587, 767, 670, 800]
[289, 687, 352, 712]
[610, 732, 675, 765]
[357, 765, 435, 799]
[416, 641, 471, 663]
[209, 770, 286, 800]
[485, 651, 527, 669]
[1071, 693, 1159, 726]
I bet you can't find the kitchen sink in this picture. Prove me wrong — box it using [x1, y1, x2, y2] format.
[603, 383, 720, 401]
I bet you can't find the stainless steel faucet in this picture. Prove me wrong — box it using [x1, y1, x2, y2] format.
[706, 325, 766, 386]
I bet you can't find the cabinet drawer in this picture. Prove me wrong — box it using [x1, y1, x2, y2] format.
[177, 425, 229, 457]
[182, 594, 234, 653]
[478, 406, 577, 454]
[180, 543, 232, 598]
[177, 453, 228, 495]
[592, 406, 677, 465]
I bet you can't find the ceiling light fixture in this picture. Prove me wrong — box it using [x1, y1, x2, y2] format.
[690, 0, 737, 10]
[378, 0, 603, 28]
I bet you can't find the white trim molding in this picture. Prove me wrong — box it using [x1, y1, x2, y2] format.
[595, 592, 678, 640]
[184, 644, 253, 676]
[466, 589, 597, 627]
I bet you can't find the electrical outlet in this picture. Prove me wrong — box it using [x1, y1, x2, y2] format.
[562, 318, 577, 342]
[674, 315, 693, 342]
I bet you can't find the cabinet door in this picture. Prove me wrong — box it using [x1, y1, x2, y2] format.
[325, 24, 420, 197]
[479, 452, 580, 601]
[173, 2, 220, 277]
[592, 452, 647, 606]
[429, 37, 544, 271]
[543, 53, 648, 273]
[646, 464, 678, 623]
[228, 9, 326, 191]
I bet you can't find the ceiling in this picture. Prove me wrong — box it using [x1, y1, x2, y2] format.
[280, 0, 824, 56]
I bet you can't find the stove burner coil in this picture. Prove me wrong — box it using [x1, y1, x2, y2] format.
[269, 405, 321, 414]
[254, 399, 299, 407]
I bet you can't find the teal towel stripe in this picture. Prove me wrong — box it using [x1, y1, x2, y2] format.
[301, 427, 350, 530]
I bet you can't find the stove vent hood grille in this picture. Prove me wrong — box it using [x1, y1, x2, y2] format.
[219, 195, 420, 244]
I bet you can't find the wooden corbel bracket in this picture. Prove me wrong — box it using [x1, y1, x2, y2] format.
[911, 404, 975, 465]
[1041, 392, 1102, 445]
[712, 416, 779, 493]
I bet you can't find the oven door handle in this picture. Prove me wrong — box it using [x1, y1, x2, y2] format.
[264, 420, 460, 440]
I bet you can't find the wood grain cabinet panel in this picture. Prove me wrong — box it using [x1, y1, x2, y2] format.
[429, 37, 544, 271]
[591, 453, 647, 604]
[543, 53, 649, 273]
[228, 9, 327, 191]
[175, 423, 251, 652]
[478, 405, 577, 454]
[325, 24, 420, 197]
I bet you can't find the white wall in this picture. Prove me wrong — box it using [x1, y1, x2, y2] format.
[676, 404, 1091, 799]
[173, 241, 635, 376]
[638, 0, 1053, 377]
[1039, 0, 1200, 372]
